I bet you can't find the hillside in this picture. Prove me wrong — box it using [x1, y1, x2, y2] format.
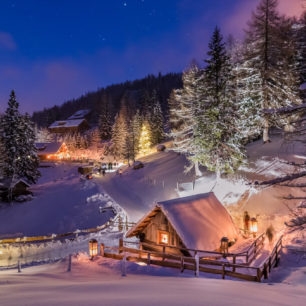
[32, 73, 182, 128]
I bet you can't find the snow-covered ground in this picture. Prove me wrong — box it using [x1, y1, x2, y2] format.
[0, 253, 305, 306]
[0, 163, 120, 237]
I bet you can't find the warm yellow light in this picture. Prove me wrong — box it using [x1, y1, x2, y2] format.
[138, 123, 152, 156]
[89, 239, 98, 258]
[158, 231, 169, 245]
[250, 217, 258, 237]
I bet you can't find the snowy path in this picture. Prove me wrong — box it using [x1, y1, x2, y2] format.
[96, 151, 197, 221]
[0, 256, 305, 306]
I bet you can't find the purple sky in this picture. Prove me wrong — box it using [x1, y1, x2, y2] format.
[0, 0, 304, 114]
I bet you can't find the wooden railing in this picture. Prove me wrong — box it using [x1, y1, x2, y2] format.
[100, 234, 282, 282]
[257, 235, 283, 281]
[123, 233, 265, 266]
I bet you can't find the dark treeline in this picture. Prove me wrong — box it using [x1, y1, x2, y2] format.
[32, 73, 182, 128]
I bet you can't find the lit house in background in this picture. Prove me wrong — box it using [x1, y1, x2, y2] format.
[35, 142, 70, 160]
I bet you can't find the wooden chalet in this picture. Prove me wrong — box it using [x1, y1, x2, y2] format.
[48, 119, 89, 134]
[126, 192, 238, 255]
[35, 142, 69, 160]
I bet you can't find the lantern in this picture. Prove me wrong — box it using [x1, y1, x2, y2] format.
[220, 237, 229, 254]
[89, 239, 98, 259]
[250, 217, 258, 238]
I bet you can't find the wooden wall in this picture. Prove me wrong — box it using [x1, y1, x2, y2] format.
[141, 210, 184, 255]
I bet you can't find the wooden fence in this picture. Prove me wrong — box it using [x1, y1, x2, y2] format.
[101, 234, 282, 282]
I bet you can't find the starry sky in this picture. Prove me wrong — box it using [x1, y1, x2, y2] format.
[0, 0, 304, 113]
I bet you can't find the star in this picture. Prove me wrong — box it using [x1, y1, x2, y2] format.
[123, 2, 127, 7]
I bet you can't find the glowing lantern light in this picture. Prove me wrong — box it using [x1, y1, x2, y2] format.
[89, 239, 98, 259]
[250, 217, 258, 238]
[220, 237, 229, 254]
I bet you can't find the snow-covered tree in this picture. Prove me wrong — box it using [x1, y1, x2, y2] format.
[98, 96, 112, 141]
[35, 126, 55, 142]
[111, 102, 128, 159]
[169, 64, 202, 175]
[89, 128, 101, 150]
[193, 27, 245, 178]
[244, 0, 301, 142]
[148, 91, 164, 145]
[0, 91, 40, 187]
[124, 110, 142, 164]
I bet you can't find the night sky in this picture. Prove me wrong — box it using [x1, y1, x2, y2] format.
[0, 0, 304, 113]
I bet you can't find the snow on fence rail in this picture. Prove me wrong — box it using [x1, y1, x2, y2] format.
[0, 216, 129, 268]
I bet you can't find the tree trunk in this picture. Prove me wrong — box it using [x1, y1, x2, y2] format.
[194, 160, 202, 177]
[263, 117, 270, 143]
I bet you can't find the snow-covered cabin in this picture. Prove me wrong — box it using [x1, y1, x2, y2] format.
[0, 178, 31, 200]
[126, 192, 238, 255]
[35, 142, 69, 160]
[48, 119, 89, 134]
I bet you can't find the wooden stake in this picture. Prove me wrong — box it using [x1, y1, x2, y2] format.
[67, 254, 72, 272]
[17, 260, 21, 273]
[121, 253, 126, 277]
[100, 243, 104, 257]
[195, 254, 199, 277]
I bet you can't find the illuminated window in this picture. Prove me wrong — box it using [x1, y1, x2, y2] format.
[158, 231, 169, 245]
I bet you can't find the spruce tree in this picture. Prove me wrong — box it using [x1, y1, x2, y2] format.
[0, 91, 40, 185]
[111, 102, 128, 159]
[193, 27, 245, 178]
[138, 121, 152, 156]
[169, 64, 202, 175]
[148, 91, 164, 145]
[98, 96, 112, 141]
[244, 0, 301, 142]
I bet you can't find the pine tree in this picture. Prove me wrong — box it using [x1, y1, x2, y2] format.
[0, 91, 40, 186]
[124, 110, 142, 164]
[111, 102, 128, 159]
[244, 0, 301, 142]
[35, 126, 54, 142]
[169, 64, 202, 175]
[90, 128, 101, 150]
[98, 96, 112, 141]
[193, 27, 245, 178]
[148, 90, 164, 145]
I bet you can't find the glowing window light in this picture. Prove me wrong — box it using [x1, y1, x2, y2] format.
[250, 217, 258, 238]
[89, 239, 98, 259]
[158, 231, 169, 245]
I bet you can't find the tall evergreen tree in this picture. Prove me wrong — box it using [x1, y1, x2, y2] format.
[244, 0, 301, 142]
[0, 91, 40, 186]
[169, 64, 202, 175]
[98, 95, 112, 141]
[193, 27, 245, 178]
[148, 90, 164, 145]
[111, 101, 128, 159]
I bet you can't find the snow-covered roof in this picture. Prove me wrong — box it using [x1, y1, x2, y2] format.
[35, 142, 63, 155]
[67, 109, 91, 120]
[126, 192, 238, 252]
[48, 119, 86, 129]
[0, 178, 31, 189]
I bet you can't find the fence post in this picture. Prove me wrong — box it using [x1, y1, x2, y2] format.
[17, 260, 21, 273]
[100, 243, 104, 257]
[263, 263, 268, 279]
[162, 246, 165, 261]
[275, 248, 278, 267]
[195, 253, 199, 277]
[162, 180, 165, 189]
[67, 254, 72, 272]
[119, 238, 123, 254]
[147, 253, 151, 265]
[222, 264, 225, 279]
[257, 268, 261, 282]
[180, 257, 184, 273]
[232, 255, 236, 272]
[121, 253, 126, 277]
